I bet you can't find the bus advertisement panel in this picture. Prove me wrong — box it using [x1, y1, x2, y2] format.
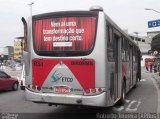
[33, 17, 97, 56]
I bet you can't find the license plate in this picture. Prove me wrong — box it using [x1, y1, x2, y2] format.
[54, 86, 70, 94]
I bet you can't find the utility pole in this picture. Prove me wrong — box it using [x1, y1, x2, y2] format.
[28, 2, 34, 17]
[145, 8, 160, 14]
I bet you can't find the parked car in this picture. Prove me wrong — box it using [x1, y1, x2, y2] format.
[0, 71, 19, 91]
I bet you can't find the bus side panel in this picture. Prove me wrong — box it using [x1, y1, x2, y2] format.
[107, 62, 115, 105]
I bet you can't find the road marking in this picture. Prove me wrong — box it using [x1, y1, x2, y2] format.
[113, 99, 141, 112]
[113, 100, 130, 111]
[125, 100, 141, 112]
[113, 106, 124, 111]
[140, 79, 146, 82]
[151, 77, 160, 113]
[125, 99, 130, 103]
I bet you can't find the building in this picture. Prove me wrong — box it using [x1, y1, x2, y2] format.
[129, 34, 149, 53]
[14, 37, 24, 60]
[0, 46, 14, 62]
[151, 32, 160, 53]
[5, 46, 14, 59]
[147, 31, 160, 40]
[128, 31, 160, 67]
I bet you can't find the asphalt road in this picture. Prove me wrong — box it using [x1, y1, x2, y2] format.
[0, 67, 160, 119]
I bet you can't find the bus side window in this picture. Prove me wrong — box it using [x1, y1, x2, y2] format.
[121, 37, 126, 61]
[125, 41, 129, 61]
[136, 49, 138, 62]
[107, 25, 114, 61]
[133, 46, 136, 62]
[135, 49, 138, 62]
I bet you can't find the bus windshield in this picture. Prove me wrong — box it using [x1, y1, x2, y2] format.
[33, 16, 97, 56]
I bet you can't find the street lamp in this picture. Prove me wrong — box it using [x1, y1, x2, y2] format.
[134, 32, 139, 45]
[28, 2, 34, 17]
[145, 8, 160, 14]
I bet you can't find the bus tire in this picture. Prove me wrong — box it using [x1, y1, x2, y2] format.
[119, 80, 126, 105]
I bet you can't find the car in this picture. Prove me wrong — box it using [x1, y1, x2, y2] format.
[0, 71, 19, 91]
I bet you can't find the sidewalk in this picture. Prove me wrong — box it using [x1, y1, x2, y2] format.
[152, 72, 160, 89]
[142, 66, 160, 88]
[1, 65, 22, 72]
[1, 66, 15, 72]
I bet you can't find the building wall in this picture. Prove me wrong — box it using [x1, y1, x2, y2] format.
[0, 46, 13, 61]
[126, 31, 160, 67]
[6, 46, 14, 59]
[14, 37, 24, 60]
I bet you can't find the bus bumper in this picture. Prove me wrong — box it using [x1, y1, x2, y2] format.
[25, 88, 107, 107]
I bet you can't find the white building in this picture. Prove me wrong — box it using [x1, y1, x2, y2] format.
[0, 46, 14, 61]
[129, 31, 160, 67]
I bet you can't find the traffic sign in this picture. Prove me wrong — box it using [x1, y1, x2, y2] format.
[148, 19, 160, 28]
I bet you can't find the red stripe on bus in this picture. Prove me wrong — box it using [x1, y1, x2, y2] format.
[64, 60, 95, 89]
[32, 59, 95, 88]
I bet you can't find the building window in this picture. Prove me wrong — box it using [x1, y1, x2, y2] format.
[142, 39, 145, 42]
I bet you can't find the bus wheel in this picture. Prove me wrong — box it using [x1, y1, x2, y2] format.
[119, 80, 126, 105]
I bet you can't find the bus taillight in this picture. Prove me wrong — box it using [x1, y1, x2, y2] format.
[85, 89, 90, 93]
[32, 85, 36, 90]
[98, 88, 102, 92]
[91, 88, 96, 93]
[37, 86, 41, 91]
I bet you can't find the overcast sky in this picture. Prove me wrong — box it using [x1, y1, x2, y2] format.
[0, 0, 160, 47]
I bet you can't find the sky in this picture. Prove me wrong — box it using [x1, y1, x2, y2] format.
[0, 0, 160, 47]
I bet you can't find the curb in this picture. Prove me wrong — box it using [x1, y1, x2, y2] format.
[151, 74, 160, 113]
[152, 74, 160, 89]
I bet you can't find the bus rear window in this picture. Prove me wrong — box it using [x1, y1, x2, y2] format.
[33, 16, 97, 56]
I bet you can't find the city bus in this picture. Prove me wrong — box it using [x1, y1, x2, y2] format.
[22, 6, 141, 107]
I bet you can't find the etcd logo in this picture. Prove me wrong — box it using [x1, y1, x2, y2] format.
[51, 71, 63, 82]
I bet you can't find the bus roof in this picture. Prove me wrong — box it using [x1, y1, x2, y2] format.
[32, 11, 99, 20]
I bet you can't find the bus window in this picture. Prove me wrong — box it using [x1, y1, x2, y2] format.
[121, 37, 126, 61]
[135, 49, 138, 62]
[33, 16, 98, 56]
[125, 41, 130, 61]
[132, 47, 136, 62]
[107, 25, 114, 61]
[113, 30, 121, 60]
[133, 46, 136, 62]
